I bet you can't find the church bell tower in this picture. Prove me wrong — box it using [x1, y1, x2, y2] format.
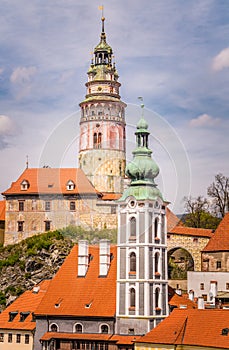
[116, 109, 169, 335]
[79, 16, 126, 194]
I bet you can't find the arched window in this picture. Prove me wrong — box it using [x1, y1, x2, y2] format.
[130, 288, 136, 308]
[100, 324, 109, 334]
[155, 252, 159, 274]
[93, 132, 102, 149]
[130, 217, 136, 238]
[154, 218, 159, 238]
[98, 133, 102, 148]
[130, 252, 136, 273]
[50, 323, 58, 332]
[74, 323, 83, 333]
[155, 288, 160, 308]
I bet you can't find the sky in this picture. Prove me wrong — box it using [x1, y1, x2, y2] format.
[0, 0, 228, 213]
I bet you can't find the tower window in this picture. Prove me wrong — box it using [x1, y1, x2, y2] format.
[130, 288, 136, 308]
[93, 132, 102, 149]
[130, 217, 136, 239]
[130, 252, 136, 273]
[45, 201, 51, 211]
[155, 252, 160, 274]
[154, 217, 159, 238]
[50, 323, 58, 332]
[217, 261, 222, 269]
[155, 288, 160, 309]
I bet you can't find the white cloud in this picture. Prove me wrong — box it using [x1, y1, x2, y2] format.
[212, 47, 229, 71]
[10, 66, 37, 84]
[189, 114, 220, 128]
[0, 115, 16, 135]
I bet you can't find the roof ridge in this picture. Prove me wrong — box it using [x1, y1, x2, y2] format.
[174, 316, 188, 344]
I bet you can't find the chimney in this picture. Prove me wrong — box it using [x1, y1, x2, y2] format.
[188, 289, 194, 301]
[78, 240, 89, 276]
[99, 239, 110, 276]
[198, 297, 205, 309]
[209, 280, 217, 304]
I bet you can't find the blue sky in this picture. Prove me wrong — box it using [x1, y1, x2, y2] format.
[0, 0, 228, 213]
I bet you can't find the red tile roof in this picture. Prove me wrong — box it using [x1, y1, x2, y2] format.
[169, 293, 197, 309]
[35, 245, 117, 317]
[170, 225, 213, 238]
[2, 168, 97, 196]
[202, 213, 229, 252]
[101, 193, 122, 201]
[41, 332, 140, 344]
[0, 200, 5, 221]
[0, 280, 50, 331]
[166, 208, 181, 231]
[138, 309, 229, 348]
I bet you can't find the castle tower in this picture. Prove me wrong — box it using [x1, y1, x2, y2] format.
[116, 109, 169, 335]
[79, 16, 126, 194]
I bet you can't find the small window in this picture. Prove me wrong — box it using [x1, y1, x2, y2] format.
[200, 283, 204, 290]
[226, 283, 229, 290]
[193, 238, 198, 243]
[32, 200, 37, 210]
[67, 180, 75, 191]
[70, 201, 76, 211]
[50, 323, 58, 332]
[130, 252, 136, 273]
[0, 333, 4, 342]
[111, 206, 116, 214]
[130, 288, 135, 308]
[8, 333, 12, 343]
[45, 201, 51, 211]
[9, 311, 18, 322]
[17, 221, 24, 232]
[16, 334, 21, 343]
[128, 328, 135, 335]
[130, 217, 136, 238]
[25, 334, 30, 344]
[20, 312, 30, 322]
[101, 324, 109, 334]
[45, 221, 51, 232]
[155, 287, 160, 308]
[20, 180, 30, 191]
[19, 201, 24, 211]
[75, 324, 83, 333]
[217, 261, 222, 269]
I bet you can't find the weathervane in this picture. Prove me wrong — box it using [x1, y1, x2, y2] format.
[138, 96, 144, 116]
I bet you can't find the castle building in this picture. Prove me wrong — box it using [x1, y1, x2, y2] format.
[78, 16, 126, 194]
[2, 17, 125, 245]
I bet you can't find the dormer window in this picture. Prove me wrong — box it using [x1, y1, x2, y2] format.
[20, 180, 30, 191]
[66, 180, 75, 191]
[9, 311, 18, 322]
[20, 312, 30, 322]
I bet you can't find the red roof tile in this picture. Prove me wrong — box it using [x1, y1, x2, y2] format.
[0, 200, 5, 221]
[0, 280, 50, 331]
[166, 208, 181, 231]
[138, 309, 229, 348]
[41, 332, 140, 344]
[101, 193, 122, 201]
[202, 213, 229, 252]
[169, 293, 197, 309]
[170, 225, 213, 238]
[3, 168, 97, 196]
[35, 245, 117, 317]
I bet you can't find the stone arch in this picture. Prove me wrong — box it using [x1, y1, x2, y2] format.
[168, 247, 194, 280]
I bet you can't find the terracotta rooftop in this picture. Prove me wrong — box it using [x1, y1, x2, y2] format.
[41, 332, 139, 344]
[0, 280, 50, 331]
[137, 309, 229, 348]
[0, 200, 5, 221]
[166, 207, 181, 231]
[35, 245, 117, 317]
[169, 225, 213, 238]
[101, 193, 122, 201]
[2, 168, 97, 196]
[169, 293, 197, 310]
[202, 213, 229, 252]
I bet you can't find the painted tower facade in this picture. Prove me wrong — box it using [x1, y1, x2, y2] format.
[116, 112, 169, 335]
[79, 17, 126, 194]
